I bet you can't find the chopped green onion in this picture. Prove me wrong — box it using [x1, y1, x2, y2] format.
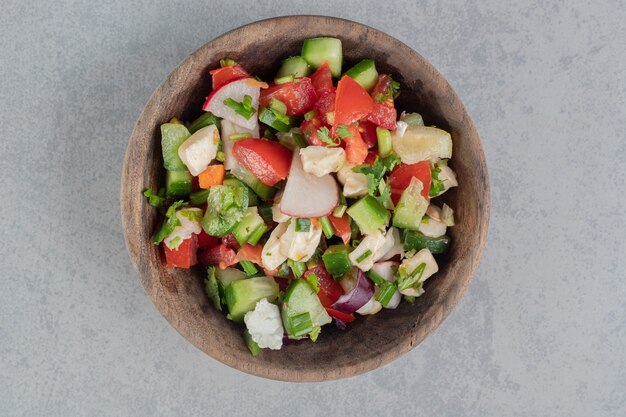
[288, 259, 306, 278]
[220, 58, 237, 67]
[332, 204, 347, 218]
[216, 151, 225, 162]
[398, 262, 426, 291]
[247, 224, 267, 246]
[319, 216, 335, 239]
[273, 109, 291, 125]
[304, 110, 317, 121]
[285, 312, 313, 338]
[305, 273, 320, 293]
[376, 127, 392, 157]
[355, 249, 372, 263]
[229, 133, 252, 141]
[294, 218, 311, 232]
[367, 270, 386, 286]
[336, 124, 352, 139]
[190, 189, 210, 205]
[240, 260, 258, 276]
[269, 98, 287, 114]
[376, 281, 397, 306]
[224, 97, 255, 120]
[258, 204, 273, 223]
[243, 330, 261, 356]
[275, 74, 294, 84]
[292, 131, 308, 148]
[188, 112, 221, 134]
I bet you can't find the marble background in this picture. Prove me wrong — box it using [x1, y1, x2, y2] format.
[1, 0, 625, 416]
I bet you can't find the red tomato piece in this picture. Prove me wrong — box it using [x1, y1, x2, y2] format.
[209, 65, 249, 90]
[366, 102, 397, 130]
[197, 230, 218, 249]
[304, 265, 344, 308]
[343, 125, 368, 165]
[325, 307, 356, 324]
[364, 151, 377, 167]
[198, 243, 237, 269]
[314, 88, 336, 125]
[309, 61, 333, 95]
[388, 161, 432, 204]
[328, 215, 351, 245]
[359, 121, 378, 148]
[300, 114, 325, 146]
[334, 75, 374, 127]
[235, 243, 263, 266]
[221, 233, 240, 251]
[259, 77, 318, 116]
[232, 138, 293, 186]
[164, 236, 198, 269]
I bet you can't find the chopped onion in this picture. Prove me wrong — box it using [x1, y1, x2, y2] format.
[442, 203, 455, 226]
[331, 270, 374, 314]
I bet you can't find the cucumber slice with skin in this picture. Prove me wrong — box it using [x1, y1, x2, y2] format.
[232, 207, 266, 246]
[215, 267, 247, 287]
[188, 112, 221, 134]
[276, 56, 311, 78]
[393, 177, 429, 230]
[161, 123, 190, 171]
[258, 106, 296, 132]
[165, 170, 192, 197]
[322, 245, 353, 278]
[402, 230, 450, 254]
[281, 279, 331, 340]
[344, 59, 378, 92]
[224, 276, 279, 322]
[347, 195, 390, 235]
[230, 164, 277, 201]
[302, 37, 343, 77]
[223, 177, 259, 206]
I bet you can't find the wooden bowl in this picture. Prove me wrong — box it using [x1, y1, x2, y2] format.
[121, 16, 489, 381]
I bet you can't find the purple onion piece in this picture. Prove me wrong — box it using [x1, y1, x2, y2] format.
[331, 270, 374, 314]
[282, 335, 307, 345]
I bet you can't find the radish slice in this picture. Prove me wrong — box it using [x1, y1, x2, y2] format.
[280, 148, 339, 218]
[202, 78, 260, 130]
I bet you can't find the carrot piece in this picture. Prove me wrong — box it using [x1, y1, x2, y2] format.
[198, 164, 225, 189]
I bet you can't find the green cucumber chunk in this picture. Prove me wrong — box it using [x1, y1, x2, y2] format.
[344, 59, 378, 92]
[165, 170, 192, 198]
[322, 245, 353, 278]
[215, 267, 247, 287]
[281, 279, 331, 340]
[301, 37, 343, 77]
[347, 195, 390, 235]
[259, 106, 296, 132]
[243, 330, 261, 356]
[402, 230, 450, 254]
[276, 56, 311, 78]
[189, 189, 210, 205]
[223, 177, 259, 206]
[224, 276, 279, 322]
[161, 123, 191, 171]
[233, 207, 266, 246]
[230, 164, 277, 201]
[392, 179, 428, 230]
[188, 112, 221, 134]
[205, 266, 222, 311]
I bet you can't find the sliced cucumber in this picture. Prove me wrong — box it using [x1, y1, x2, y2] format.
[322, 245, 353, 278]
[258, 106, 296, 132]
[232, 207, 266, 246]
[301, 37, 343, 77]
[230, 164, 277, 201]
[188, 112, 221, 134]
[165, 170, 192, 197]
[347, 195, 390, 235]
[224, 276, 279, 322]
[243, 330, 261, 356]
[402, 230, 450, 254]
[281, 279, 331, 340]
[205, 266, 222, 311]
[215, 267, 247, 287]
[344, 59, 378, 92]
[393, 178, 429, 230]
[276, 56, 310, 78]
[189, 189, 210, 205]
[223, 177, 259, 206]
[161, 123, 190, 171]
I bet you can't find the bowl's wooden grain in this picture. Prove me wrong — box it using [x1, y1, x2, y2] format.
[120, 16, 489, 382]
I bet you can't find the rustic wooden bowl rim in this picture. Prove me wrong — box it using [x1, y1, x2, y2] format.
[120, 15, 490, 382]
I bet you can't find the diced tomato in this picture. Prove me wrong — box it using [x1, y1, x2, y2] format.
[259, 77, 318, 116]
[388, 161, 431, 204]
[164, 236, 198, 269]
[370, 74, 394, 101]
[366, 102, 397, 130]
[221, 233, 240, 251]
[314, 89, 336, 125]
[232, 138, 293, 186]
[309, 61, 333, 95]
[343, 125, 368, 165]
[196, 230, 218, 249]
[329, 215, 351, 245]
[300, 114, 325, 146]
[325, 307, 356, 323]
[210, 65, 249, 90]
[304, 265, 343, 308]
[359, 121, 378, 148]
[235, 243, 263, 266]
[198, 243, 237, 269]
[334, 75, 374, 127]
[364, 151, 377, 166]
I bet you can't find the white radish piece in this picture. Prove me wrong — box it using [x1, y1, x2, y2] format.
[280, 149, 339, 218]
[202, 78, 261, 130]
[220, 119, 259, 171]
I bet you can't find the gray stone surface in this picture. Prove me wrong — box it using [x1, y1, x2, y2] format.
[1, 0, 625, 415]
